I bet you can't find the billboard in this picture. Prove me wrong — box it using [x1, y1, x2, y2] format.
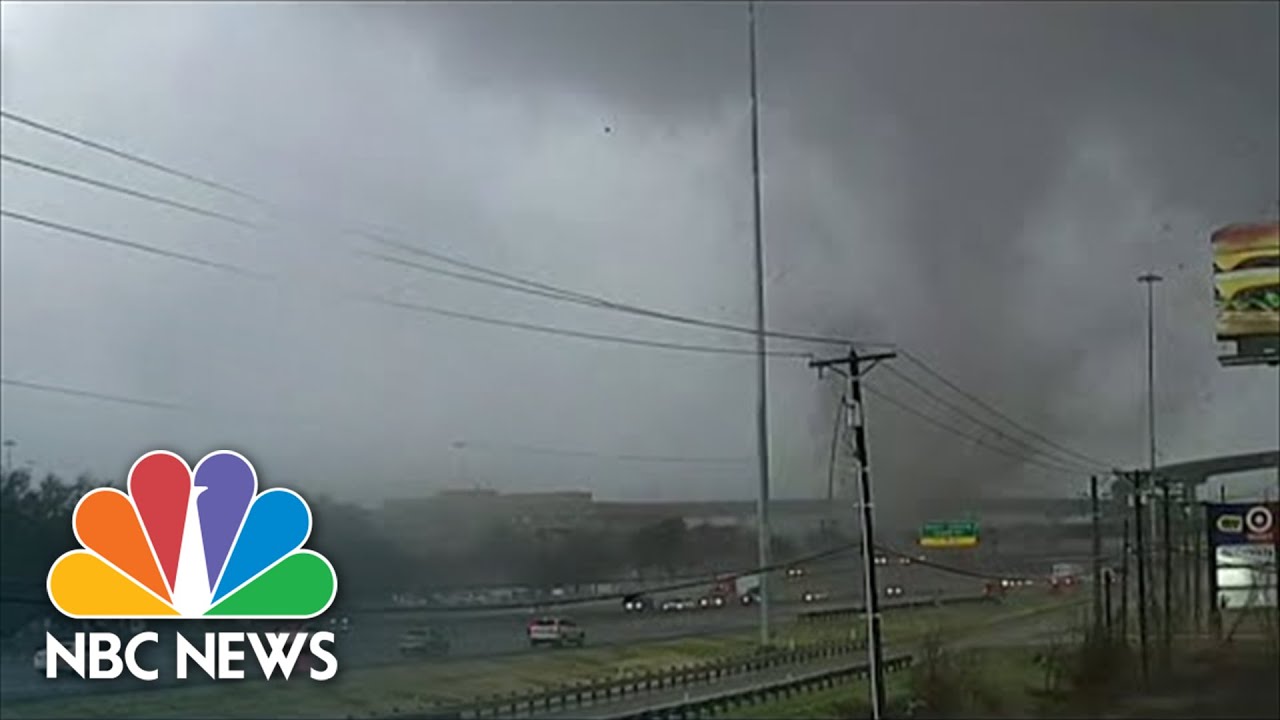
[1212, 222, 1279, 366]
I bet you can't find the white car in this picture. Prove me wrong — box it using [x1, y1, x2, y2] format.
[528, 617, 585, 648]
[885, 585, 905, 598]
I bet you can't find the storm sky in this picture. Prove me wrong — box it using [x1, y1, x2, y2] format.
[1, 1, 1277, 518]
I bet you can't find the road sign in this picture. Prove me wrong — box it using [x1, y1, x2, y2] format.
[919, 520, 979, 548]
[1208, 502, 1279, 547]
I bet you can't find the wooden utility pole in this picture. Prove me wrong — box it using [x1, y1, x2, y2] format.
[810, 349, 895, 720]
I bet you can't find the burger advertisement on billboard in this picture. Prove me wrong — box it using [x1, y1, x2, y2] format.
[1212, 221, 1280, 367]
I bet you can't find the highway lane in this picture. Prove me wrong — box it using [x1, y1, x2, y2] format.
[522, 597, 1083, 719]
[0, 564, 985, 704]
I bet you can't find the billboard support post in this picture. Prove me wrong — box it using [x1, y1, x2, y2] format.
[1206, 502, 1221, 641]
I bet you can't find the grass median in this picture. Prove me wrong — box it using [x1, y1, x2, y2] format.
[0, 591, 1076, 719]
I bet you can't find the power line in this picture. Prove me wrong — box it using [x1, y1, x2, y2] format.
[860, 381, 1090, 478]
[0, 109, 259, 203]
[0, 108, 1121, 469]
[0, 152, 260, 229]
[0, 109, 889, 352]
[0, 377, 758, 467]
[898, 349, 1115, 469]
[0, 378, 188, 412]
[0, 210, 262, 277]
[459, 440, 751, 465]
[0, 208, 813, 359]
[879, 363, 1103, 473]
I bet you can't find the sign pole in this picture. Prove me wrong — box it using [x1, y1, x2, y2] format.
[1206, 502, 1221, 641]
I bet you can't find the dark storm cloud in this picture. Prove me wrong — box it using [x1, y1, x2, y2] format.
[1, 2, 1277, 515]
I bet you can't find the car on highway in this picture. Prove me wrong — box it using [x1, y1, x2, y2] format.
[528, 617, 585, 648]
[885, 585, 904, 598]
[399, 626, 450, 657]
[873, 555, 889, 566]
[697, 595, 727, 610]
[785, 567, 805, 579]
[740, 587, 761, 606]
[622, 594, 653, 612]
[32, 647, 46, 673]
[660, 597, 696, 612]
[328, 616, 351, 634]
[802, 590, 829, 603]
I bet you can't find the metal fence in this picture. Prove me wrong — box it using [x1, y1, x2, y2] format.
[796, 594, 990, 623]
[398, 638, 869, 719]
[598, 654, 916, 720]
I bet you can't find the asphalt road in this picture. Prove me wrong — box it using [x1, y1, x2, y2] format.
[0, 563, 984, 704]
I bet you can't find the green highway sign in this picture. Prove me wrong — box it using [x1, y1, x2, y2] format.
[919, 520, 980, 547]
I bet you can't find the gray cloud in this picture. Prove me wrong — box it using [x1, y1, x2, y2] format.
[1, 1, 1276, 519]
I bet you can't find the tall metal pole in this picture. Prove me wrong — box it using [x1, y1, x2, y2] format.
[746, 0, 773, 646]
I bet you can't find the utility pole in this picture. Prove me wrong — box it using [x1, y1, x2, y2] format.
[1104, 568, 1114, 640]
[1091, 475, 1103, 636]
[1132, 471, 1151, 687]
[2, 439, 14, 473]
[1193, 497, 1202, 634]
[1162, 480, 1173, 663]
[1181, 497, 1193, 636]
[745, 0, 773, 646]
[1121, 514, 1130, 642]
[810, 348, 896, 720]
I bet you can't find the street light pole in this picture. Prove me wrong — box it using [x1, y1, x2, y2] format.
[2, 439, 15, 473]
[746, 0, 774, 646]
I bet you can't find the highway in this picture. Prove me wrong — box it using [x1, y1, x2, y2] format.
[519, 598, 1084, 719]
[0, 563, 985, 704]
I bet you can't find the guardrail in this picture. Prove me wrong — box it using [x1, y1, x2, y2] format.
[797, 594, 990, 623]
[397, 638, 869, 720]
[597, 654, 916, 720]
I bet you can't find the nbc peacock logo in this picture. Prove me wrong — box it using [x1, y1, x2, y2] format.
[46, 450, 337, 619]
